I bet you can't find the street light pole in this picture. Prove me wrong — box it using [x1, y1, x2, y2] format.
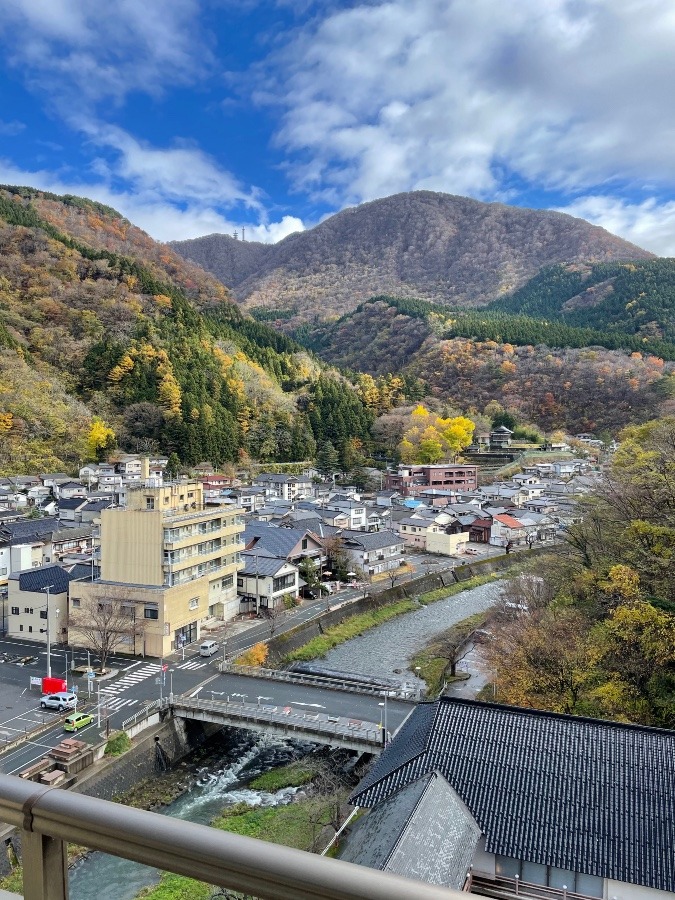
[42, 585, 52, 679]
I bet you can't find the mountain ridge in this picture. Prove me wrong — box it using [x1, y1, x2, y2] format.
[170, 191, 653, 323]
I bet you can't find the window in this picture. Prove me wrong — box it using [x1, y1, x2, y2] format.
[301, 538, 308, 550]
[145, 497, 155, 510]
[10, 607, 19, 616]
[28, 626, 32, 633]
[144, 606, 159, 620]
[188, 597, 199, 610]
[40, 610, 47, 619]
[71, 599, 81, 608]
[0, 567, 6, 576]
[24, 607, 33, 614]
[19, 624, 23, 632]
[222, 574, 233, 589]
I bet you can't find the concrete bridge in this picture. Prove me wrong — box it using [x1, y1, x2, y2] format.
[169, 696, 386, 753]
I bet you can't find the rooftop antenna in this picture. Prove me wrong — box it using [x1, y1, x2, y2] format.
[233, 230, 239, 240]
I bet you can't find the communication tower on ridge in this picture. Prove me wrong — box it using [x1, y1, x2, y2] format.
[233, 230, 238, 240]
[242, 226, 246, 241]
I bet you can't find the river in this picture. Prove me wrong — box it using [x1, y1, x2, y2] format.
[68, 732, 316, 900]
[68, 578, 503, 899]
[323, 578, 503, 691]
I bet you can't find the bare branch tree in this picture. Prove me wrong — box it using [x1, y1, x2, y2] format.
[69, 594, 144, 672]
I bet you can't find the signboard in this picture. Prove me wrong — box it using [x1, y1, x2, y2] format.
[42, 676, 67, 695]
[30, 676, 42, 687]
[72, 685, 79, 694]
[87, 671, 96, 679]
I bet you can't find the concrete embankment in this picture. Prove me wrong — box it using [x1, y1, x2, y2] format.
[267, 549, 531, 664]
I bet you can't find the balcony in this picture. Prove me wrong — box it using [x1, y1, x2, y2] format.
[0, 773, 460, 900]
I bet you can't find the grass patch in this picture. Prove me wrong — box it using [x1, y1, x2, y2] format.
[284, 599, 418, 662]
[136, 793, 349, 899]
[105, 731, 131, 756]
[0, 868, 23, 893]
[248, 763, 314, 792]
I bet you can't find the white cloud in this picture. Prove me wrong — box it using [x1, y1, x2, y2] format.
[558, 196, 675, 257]
[0, 0, 209, 104]
[270, 0, 675, 208]
[0, 157, 304, 243]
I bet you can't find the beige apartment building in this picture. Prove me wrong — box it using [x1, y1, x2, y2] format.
[70, 479, 244, 657]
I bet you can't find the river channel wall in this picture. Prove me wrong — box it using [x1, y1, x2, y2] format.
[267, 550, 530, 664]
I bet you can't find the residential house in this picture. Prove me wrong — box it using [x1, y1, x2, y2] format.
[325, 500, 367, 531]
[6, 563, 92, 644]
[469, 516, 493, 543]
[385, 464, 478, 498]
[365, 507, 389, 532]
[71, 480, 244, 656]
[347, 696, 675, 899]
[236, 549, 299, 612]
[224, 486, 267, 513]
[490, 513, 526, 547]
[397, 516, 429, 550]
[340, 530, 405, 578]
[56, 481, 88, 501]
[254, 473, 313, 502]
[489, 425, 513, 448]
[426, 518, 470, 556]
[243, 523, 325, 569]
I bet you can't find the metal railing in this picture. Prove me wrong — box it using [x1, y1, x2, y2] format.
[171, 697, 384, 749]
[220, 663, 419, 700]
[120, 699, 161, 732]
[0, 773, 461, 899]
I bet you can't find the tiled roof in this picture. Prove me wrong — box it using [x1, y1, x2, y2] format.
[341, 529, 402, 550]
[243, 523, 319, 558]
[340, 771, 480, 889]
[0, 516, 60, 545]
[16, 564, 74, 594]
[57, 498, 88, 511]
[240, 552, 292, 577]
[351, 698, 675, 892]
[493, 513, 523, 528]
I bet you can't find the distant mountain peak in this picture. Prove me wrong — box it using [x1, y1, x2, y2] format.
[171, 190, 653, 324]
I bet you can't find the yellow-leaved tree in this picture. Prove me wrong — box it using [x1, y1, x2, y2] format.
[398, 405, 475, 463]
[86, 417, 116, 462]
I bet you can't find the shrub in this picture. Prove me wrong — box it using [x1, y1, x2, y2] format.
[235, 642, 269, 667]
[104, 732, 131, 756]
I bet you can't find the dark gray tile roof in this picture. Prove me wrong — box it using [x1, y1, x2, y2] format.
[0, 516, 60, 545]
[57, 498, 88, 511]
[341, 529, 403, 550]
[240, 552, 292, 577]
[351, 698, 675, 892]
[341, 771, 480, 889]
[16, 564, 74, 594]
[244, 523, 319, 558]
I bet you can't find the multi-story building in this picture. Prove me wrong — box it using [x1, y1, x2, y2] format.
[385, 464, 478, 497]
[255, 473, 314, 503]
[70, 478, 244, 657]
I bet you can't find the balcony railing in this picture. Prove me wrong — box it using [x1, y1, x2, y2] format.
[0, 773, 461, 900]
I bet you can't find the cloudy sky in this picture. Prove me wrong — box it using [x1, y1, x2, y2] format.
[1, 0, 674, 252]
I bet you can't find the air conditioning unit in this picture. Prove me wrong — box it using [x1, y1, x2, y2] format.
[184, 504, 189, 511]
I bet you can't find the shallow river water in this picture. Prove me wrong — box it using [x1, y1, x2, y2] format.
[68, 578, 503, 899]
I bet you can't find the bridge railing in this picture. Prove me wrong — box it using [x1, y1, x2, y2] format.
[172, 697, 384, 747]
[121, 699, 161, 732]
[220, 663, 418, 700]
[0, 772, 468, 899]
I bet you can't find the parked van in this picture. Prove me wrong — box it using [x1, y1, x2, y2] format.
[199, 640, 219, 657]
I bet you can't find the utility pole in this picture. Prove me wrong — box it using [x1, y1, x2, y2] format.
[41, 584, 55, 679]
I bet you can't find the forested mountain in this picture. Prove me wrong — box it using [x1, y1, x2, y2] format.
[488, 259, 675, 342]
[0, 186, 376, 474]
[171, 191, 651, 324]
[304, 298, 675, 434]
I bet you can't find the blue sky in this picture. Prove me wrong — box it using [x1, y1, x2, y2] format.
[1, 0, 675, 253]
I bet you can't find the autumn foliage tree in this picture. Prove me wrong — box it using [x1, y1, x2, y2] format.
[398, 405, 475, 463]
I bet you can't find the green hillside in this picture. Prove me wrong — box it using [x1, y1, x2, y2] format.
[0, 186, 374, 473]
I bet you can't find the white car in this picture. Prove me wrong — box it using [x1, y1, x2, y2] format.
[40, 692, 77, 711]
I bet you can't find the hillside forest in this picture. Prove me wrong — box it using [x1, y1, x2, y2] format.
[488, 418, 675, 728]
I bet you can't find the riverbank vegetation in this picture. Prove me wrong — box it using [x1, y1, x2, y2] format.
[411, 610, 490, 697]
[486, 418, 675, 727]
[282, 598, 418, 662]
[136, 760, 352, 900]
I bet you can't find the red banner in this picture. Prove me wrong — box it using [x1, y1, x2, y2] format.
[42, 676, 68, 695]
